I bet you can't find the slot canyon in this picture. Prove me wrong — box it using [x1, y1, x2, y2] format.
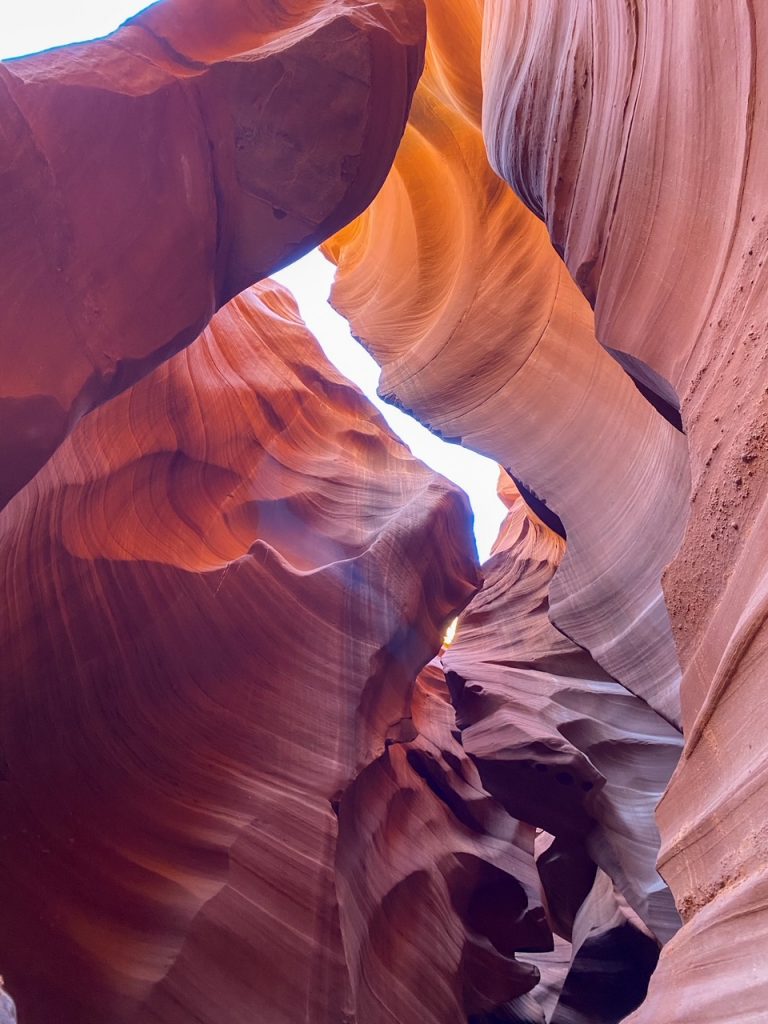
[0, 1, 766, 1021]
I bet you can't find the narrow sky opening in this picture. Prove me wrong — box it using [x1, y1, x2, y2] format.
[2, 3, 507, 561]
[0, 2, 158, 59]
[274, 253, 506, 560]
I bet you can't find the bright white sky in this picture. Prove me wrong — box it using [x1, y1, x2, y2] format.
[1, 2, 506, 561]
[0, 2, 160, 58]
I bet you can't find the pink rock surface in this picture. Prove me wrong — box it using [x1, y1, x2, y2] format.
[445, 485, 682, 945]
[442, 482, 680, 1019]
[4, 0, 768, 1018]
[481, 3, 768, 1017]
[335, 661, 551, 1024]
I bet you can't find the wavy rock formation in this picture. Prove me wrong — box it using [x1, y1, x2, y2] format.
[0, 282, 480, 1023]
[445, 483, 682, 942]
[323, 0, 690, 727]
[336, 660, 552, 1024]
[520, 858, 662, 1024]
[480, 4, 768, 1019]
[4, 0, 768, 1020]
[0, 0, 424, 507]
[443, 481, 680, 1020]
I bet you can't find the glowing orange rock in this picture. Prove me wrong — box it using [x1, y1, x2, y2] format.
[0, 282, 479, 1023]
[0, 0, 424, 507]
[4, 0, 767, 1017]
[324, 0, 690, 727]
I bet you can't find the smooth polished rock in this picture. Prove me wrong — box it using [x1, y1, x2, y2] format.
[324, 0, 690, 727]
[443, 482, 680, 1019]
[336, 660, 552, 1024]
[481, 4, 768, 1017]
[0, 281, 479, 1023]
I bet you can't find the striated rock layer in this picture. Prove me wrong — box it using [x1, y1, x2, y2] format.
[480, 3, 768, 1019]
[324, 0, 690, 727]
[0, 282, 483, 1023]
[0, 0, 425, 507]
[335, 659, 552, 1024]
[445, 482, 682, 943]
[443, 480, 681, 1021]
[4, 0, 768, 1019]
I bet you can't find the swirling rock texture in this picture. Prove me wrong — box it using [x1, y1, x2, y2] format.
[335, 660, 553, 1024]
[480, 3, 768, 1020]
[323, 0, 690, 727]
[325, 0, 768, 1017]
[4, 0, 768, 1020]
[0, 0, 425, 508]
[0, 282, 482, 1022]
[443, 481, 680, 1021]
[445, 484, 682, 942]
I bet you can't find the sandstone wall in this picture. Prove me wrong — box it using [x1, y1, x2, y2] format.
[481, 4, 768, 1018]
[0, 0, 424, 506]
[2, 0, 768, 1020]
[0, 282, 481, 1022]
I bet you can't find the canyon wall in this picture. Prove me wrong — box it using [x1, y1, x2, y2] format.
[1, 276, 665, 1022]
[0, 281, 483, 1022]
[325, 0, 768, 1019]
[442, 481, 682, 1022]
[2, 0, 768, 1021]
[479, 4, 768, 1019]
[0, 0, 424, 507]
[323, 0, 690, 727]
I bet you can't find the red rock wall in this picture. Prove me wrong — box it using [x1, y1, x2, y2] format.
[323, 0, 768, 1017]
[0, 0, 424, 507]
[0, 282, 480, 1022]
[480, 3, 768, 1019]
[335, 660, 551, 1024]
[3, 0, 768, 1020]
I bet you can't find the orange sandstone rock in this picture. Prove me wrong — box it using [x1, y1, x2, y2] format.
[324, 0, 690, 727]
[0, 0, 424, 507]
[0, 282, 479, 1023]
[4, 0, 768, 1018]
[481, 4, 768, 1018]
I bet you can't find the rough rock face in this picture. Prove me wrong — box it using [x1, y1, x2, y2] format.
[479, 4, 768, 1019]
[324, 0, 690, 727]
[0, 282, 480, 1023]
[0, 0, 424, 507]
